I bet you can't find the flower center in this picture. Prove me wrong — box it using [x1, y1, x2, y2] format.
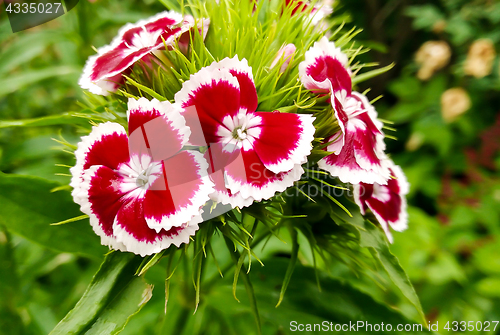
[118, 155, 163, 196]
[217, 111, 262, 152]
[232, 126, 248, 140]
[135, 165, 156, 187]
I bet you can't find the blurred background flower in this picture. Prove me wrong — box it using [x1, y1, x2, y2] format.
[415, 40, 451, 80]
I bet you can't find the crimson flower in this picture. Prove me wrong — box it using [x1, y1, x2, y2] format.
[70, 98, 214, 256]
[79, 11, 209, 96]
[174, 57, 316, 207]
[299, 37, 390, 184]
[353, 161, 409, 243]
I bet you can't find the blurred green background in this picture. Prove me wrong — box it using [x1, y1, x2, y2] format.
[1, 0, 500, 334]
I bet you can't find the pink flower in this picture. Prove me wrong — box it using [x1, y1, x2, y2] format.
[174, 57, 316, 207]
[353, 161, 409, 243]
[270, 43, 296, 73]
[79, 11, 209, 96]
[299, 37, 389, 184]
[70, 98, 214, 256]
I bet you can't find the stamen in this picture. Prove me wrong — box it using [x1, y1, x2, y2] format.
[136, 171, 149, 187]
[237, 128, 247, 139]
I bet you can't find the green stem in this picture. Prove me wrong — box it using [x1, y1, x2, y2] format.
[223, 236, 262, 335]
[168, 304, 191, 335]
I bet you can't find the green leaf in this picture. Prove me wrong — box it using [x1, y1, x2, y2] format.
[405, 5, 444, 31]
[0, 31, 59, 74]
[358, 220, 427, 325]
[0, 66, 77, 97]
[0, 172, 107, 259]
[275, 227, 299, 307]
[50, 252, 151, 335]
[352, 63, 395, 86]
[206, 258, 429, 334]
[0, 113, 91, 128]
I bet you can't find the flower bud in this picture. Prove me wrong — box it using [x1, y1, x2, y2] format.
[415, 41, 451, 80]
[440, 88, 471, 123]
[464, 39, 496, 78]
[270, 43, 296, 73]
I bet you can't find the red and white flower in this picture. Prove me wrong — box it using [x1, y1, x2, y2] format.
[299, 36, 351, 94]
[353, 161, 409, 243]
[70, 98, 214, 256]
[284, 0, 333, 25]
[79, 11, 209, 96]
[174, 57, 315, 207]
[300, 37, 389, 184]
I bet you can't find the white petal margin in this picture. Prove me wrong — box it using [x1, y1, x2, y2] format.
[76, 165, 128, 253]
[145, 150, 215, 232]
[127, 97, 191, 148]
[298, 36, 350, 92]
[209, 188, 255, 209]
[174, 65, 241, 107]
[317, 154, 390, 185]
[70, 122, 127, 205]
[113, 215, 201, 257]
[226, 164, 305, 202]
[351, 91, 386, 152]
[262, 114, 316, 174]
[206, 56, 255, 83]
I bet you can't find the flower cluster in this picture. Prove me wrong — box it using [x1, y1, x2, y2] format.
[71, 1, 409, 255]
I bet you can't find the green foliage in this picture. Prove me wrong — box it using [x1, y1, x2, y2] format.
[50, 252, 150, 335]
[0, 172, 107, 259]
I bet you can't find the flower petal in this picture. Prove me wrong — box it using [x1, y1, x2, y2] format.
[77, 165, 127, 252]
[298, 36, 351, 94]
[224, 148, 305, 201]
[127, 97, 190, 161]
[319, 91, 389, 185]
[206, 57, 258, 113]
[70, 122, 129, 204]
[144, 150, 213, 231]
[318, 124, 390, 185]
[113, 194, 201, 257]
[353, 162, 409, 243]
[204, 143, 255, 208]
[175, 66, 241, 145]
[252, 111, 315, 174]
